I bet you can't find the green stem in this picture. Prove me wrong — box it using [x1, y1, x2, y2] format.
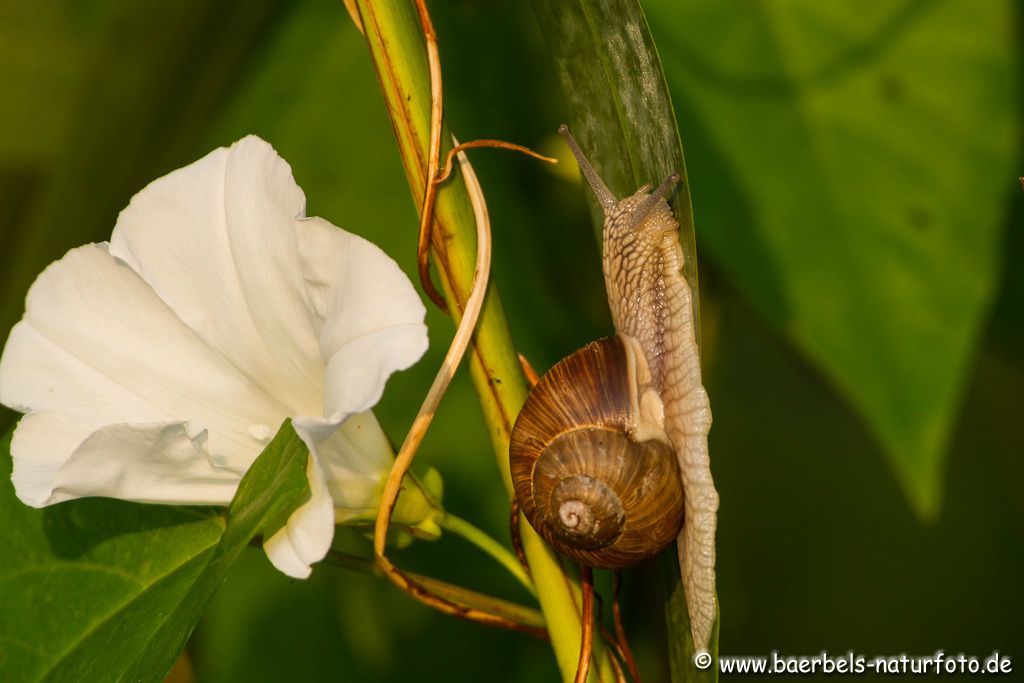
[440, 512, 535, 596]
[353, 2, 615, 680]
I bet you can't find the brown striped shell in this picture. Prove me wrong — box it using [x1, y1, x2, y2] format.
[509, 335, 684, 569]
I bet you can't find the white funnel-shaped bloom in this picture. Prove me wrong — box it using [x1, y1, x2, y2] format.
[0, 136, 428, 578]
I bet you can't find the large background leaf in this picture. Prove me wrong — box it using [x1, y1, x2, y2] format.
[646, 0, 1020, 516]
[0, 422, 311, 682]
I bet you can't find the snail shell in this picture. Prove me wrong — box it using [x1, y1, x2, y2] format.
[510, 334, 684, 569]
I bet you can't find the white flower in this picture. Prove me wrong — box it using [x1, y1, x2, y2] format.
[0, 136, 428, 578]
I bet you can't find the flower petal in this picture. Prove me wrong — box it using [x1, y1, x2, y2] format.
[109, 136, 326, 417]
[11, 414, 238, 507]
[322, 325, 427, 417]
[8, 412, 92, 507]
[0, 320, 167, 426]
[263, 423, 343, 578]
[0, 243, 284, 475]
[299, 218, 428, 416]
[57, 421, 236, 505]
[310, 410, 393, 519]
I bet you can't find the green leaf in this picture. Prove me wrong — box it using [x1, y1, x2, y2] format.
[646, 0, 1020, 516]
[0, 420, 312, 682]
[530, 1, 716, 680]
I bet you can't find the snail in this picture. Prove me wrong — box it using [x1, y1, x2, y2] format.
[509, 126, 718, 653]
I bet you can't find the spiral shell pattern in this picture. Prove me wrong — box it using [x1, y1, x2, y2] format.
[510, 335, 684, 569]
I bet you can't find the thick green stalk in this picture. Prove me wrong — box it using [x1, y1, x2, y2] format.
[353, 2, 613, 680]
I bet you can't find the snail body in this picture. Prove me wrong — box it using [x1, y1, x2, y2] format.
[509, 126, 718, 652]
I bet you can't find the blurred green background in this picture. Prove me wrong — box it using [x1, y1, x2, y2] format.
[1, 0, 1021, 681]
